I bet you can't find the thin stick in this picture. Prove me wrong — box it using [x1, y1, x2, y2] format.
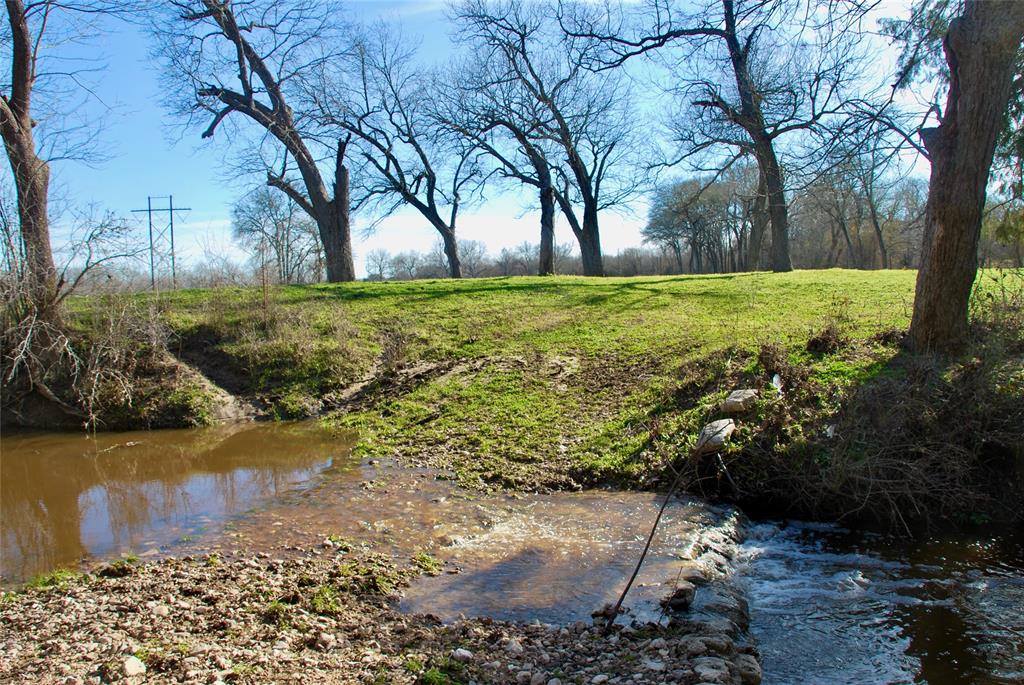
[603, 460, 689, 633]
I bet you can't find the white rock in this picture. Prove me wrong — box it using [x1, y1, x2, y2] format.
[643, 660, 666, 671]
[694, 419, 736, 455]
[591, 676, 610, 684]
[720, 389, 758, 414]
[122, 656, 146, 677]
[505, 638, 524, 655]
[451, 648, 474, 662]
[547, 679, 562, 685]
[151, 604, 170, 617]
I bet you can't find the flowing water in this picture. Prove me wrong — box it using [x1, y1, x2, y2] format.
[2, 422, 1023, 683]
[739, 521, 1024, 685]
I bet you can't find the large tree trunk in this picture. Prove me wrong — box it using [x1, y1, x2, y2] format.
[439, 227, 462, 278]
[4, 137, 55, 306]
[284, 141, 356, 283]
[909, 1, 1024, 352]
[324, 150, 355, 282]
[747, 173, 769, 271]
[756, 142, 792, 272]
[538, 186, 555, 276]
[554, 189, 604, 276]
[1, 0, 57, 316]
[579, 205, 604, 277]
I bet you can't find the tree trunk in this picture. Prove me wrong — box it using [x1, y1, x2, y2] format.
[757, 143, 792, 272]
[439, 227, 462, 278]
[747, 173, 769, 271]
[867, 200, 890, 269]
[1, 0, 57, 317]
[672, 242, 684, 273]
[554, 189, 603, 276]
[837, 217, 857, 268]
[322, 144, 355, 282]
[4, 137, 55, 308]
[909, 1, 1024, 352]
[538, 186, 555, 276]
[579, 205, 604, 277]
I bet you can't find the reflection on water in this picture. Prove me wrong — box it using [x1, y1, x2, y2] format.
[0, 422, 355, 583]
[739, 521, 1024, 685]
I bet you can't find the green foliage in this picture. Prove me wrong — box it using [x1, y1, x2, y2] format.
[309, 585, 343, 615]
[333, 555, 407, 596]
[25, 568, 83, 591]
[418, 657, 466, 685]
[412, 552, 443, 576]
[260, 600, 290, 627]
[163, 381, 215, 427]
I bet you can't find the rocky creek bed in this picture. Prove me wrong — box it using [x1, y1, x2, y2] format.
[1, 426, 763, 685]
[0, 543, 760, 685]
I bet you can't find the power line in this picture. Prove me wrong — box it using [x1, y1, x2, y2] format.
[131, 195, 192, 290]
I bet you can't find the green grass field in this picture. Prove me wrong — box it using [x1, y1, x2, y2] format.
[61, 268, 1023, 526]
[135, 270, 919, 488]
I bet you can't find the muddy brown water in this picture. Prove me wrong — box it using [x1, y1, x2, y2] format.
[2, 420, 1022, 684]
[0, 422, 356, 583]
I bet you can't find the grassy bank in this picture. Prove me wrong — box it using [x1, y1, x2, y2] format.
[47, 269, 1024, 529]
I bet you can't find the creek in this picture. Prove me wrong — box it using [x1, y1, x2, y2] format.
[1, 421, 1021, 684]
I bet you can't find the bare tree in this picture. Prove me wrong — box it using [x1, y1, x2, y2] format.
[232, 187, 321, 284]
[1, 0, 138, 316]
[454, 0, 647, 277]
[158, 0, 355, 282]
[904, 1, 1024, 350]
[389, 251, 422, 281]
[309, 25, 484, 278]
[0, 0, 56, 315]
[563, 0, 875, 273]
[364, 248, 391, 281]
[458, 239, 489, 277]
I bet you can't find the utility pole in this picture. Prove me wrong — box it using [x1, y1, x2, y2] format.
[131, 195, 192, 290]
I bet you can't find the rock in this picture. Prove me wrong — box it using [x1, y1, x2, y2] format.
[692, 656, 731, 683]
[643, 660, 666, 671]
[735, 654, 762, 685]
[530, 673, 546, 685]
[505, 638, 524, 655]
[62, 678, 83, 685]
[648, 638, 667, 650]
[720, 389, 758, 414]
[591, 676, 609, 684]
[315, 632, 336, 651]
[547, 680, 562, 685]
[451, 648, 474, 662]
[694, 420, 736, 455]
[122, 656, 146, 677]
[662, 580, 696, 611]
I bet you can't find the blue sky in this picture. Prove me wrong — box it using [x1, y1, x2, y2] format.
[41, 0, 915, 278]
[46, 0, 634, 278]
